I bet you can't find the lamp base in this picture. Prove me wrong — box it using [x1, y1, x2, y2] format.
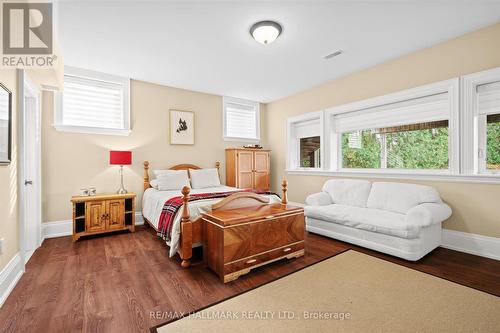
[116, 165, 128, 194]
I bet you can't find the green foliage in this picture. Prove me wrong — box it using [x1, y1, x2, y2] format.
[386, 128, 448, 169]
[487, 122, 500, 170]
[342, 131, 381, 168]
[342, 128, 449, 169]
[301, 158, 311, 167]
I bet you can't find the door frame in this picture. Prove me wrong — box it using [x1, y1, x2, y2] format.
[17, 69, 42, 265]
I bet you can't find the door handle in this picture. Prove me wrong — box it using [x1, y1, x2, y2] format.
[24, 180, 33, 186]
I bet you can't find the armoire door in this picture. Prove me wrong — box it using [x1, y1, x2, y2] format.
[85, 201, 107, 233]
[253, 151, 270, 191]
[107, 199, 125, 230]
[237, 150, 254, 189]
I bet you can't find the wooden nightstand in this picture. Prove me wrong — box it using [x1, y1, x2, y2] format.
[71, 193, 136, 241]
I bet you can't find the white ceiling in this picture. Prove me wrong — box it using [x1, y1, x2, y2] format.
[57, 1, 500, 103]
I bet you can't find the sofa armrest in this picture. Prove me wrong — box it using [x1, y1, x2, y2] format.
[305, 192, 332, 206]
[406, 203, 452, 227]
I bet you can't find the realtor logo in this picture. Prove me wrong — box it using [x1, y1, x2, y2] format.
[2, 2, 53, 54]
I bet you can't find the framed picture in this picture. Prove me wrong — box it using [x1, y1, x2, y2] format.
[0, 83, 12, 164]
[170, 109, 195, 145]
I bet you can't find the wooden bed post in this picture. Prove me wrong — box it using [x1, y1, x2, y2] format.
[281, 178, 288, 205]
[215, 161, 220, 178]
[143, 161, 151, 191]
[180, 186, 192, 268]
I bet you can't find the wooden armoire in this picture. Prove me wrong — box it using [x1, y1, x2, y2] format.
[225, 148, 270, 191]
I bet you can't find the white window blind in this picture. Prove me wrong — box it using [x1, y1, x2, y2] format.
[223, 97, 260, 141]
[333, 92, 449, 133]
[292, 118, 320, 138]
[55, 67, 130, 135]
[62, 75, 125, 129]
[477, 80, 500, 116]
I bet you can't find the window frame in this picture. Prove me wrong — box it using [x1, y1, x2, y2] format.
[54, 66, 131, 136]
[222, 96, 260, 142]
[462, 67, 500, 175]
[286, 110, 324, 171]
[326, 78, 460, 175]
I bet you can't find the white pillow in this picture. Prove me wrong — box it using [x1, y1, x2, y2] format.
[189, 168, 221, 189]
[153, 169, 179, 179]
[150, 170, 190, 191]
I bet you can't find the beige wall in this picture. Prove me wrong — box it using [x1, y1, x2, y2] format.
[265, 22, 500, 238]
[0, 70, 19, 271]
[42, 80, 266, 222]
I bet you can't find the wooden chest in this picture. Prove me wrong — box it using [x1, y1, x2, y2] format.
[202, 203, 305, 283]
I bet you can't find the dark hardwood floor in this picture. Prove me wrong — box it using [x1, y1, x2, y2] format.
[1, 226, 499, 333]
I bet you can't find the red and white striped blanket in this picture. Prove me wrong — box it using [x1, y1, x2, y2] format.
[157, 189, 277, 242]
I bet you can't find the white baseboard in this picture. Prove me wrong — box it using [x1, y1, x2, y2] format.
[442, 229, 500, 261]
[43, 212, 144, 239]
[0, 252, 24, 308]
[42, 220, 72, 239]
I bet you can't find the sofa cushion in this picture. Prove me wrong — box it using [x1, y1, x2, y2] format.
[304, 204, 419, 239]
[366, 182, 442, 214]
[305, 192, 332, 206]
[322, 179, 372, 208]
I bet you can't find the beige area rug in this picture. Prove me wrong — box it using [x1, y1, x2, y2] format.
[156, 250, 500, 333]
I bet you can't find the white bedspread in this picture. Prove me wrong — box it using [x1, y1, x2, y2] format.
[142, 186, 281, 257]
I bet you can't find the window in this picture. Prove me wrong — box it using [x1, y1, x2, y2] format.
[285, 78, 471, 180]
[287, 111, 323, 170]
[300, 136, 321, 168]
[331, 85, 456, 172]
[223, 97, 260, 142]
[54, 67, 130, 135]
[486, 114, 500, 170]
[476, 79, 500, 173]
[341, 121, 449, 170]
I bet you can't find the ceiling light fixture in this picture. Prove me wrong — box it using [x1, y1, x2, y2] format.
[250, 20, 282, 45]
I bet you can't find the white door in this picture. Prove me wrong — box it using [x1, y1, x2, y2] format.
[19, 70, 42, 264]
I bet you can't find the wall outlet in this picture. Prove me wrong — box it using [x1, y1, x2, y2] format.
[0, 237, 4, 254]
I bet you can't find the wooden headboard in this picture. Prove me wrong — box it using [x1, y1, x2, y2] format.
[143, 161, 220, 190]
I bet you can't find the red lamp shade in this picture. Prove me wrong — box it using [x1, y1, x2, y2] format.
[110, 151, 132, 165]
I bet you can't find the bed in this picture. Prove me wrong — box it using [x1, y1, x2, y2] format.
[142, 161, 287, 268]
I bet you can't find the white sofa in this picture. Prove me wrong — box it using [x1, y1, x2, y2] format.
[305, 179, 452, 261]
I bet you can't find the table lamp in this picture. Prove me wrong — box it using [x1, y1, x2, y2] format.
[110, 150, 132, 194]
